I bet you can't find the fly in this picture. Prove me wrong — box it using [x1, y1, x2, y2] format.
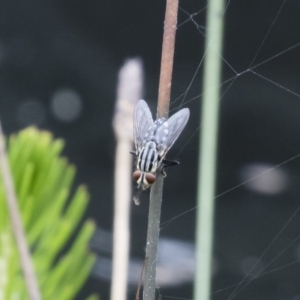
[131, 99, 190, 205]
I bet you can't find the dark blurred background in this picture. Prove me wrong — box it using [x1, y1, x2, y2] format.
[2, 0, 300, 299]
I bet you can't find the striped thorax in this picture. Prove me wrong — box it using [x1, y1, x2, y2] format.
[133, 141, 160, 190]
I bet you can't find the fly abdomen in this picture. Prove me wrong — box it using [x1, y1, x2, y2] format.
[138, 141, 158, 173]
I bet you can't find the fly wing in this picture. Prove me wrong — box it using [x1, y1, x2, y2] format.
[155, 108, 190, 157]
[133, 100, 155, 153]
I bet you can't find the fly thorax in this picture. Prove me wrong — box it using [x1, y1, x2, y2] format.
[138, 141, 159, 173]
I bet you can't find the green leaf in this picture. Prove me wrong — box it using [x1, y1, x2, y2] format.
[0, 127, 99, 300]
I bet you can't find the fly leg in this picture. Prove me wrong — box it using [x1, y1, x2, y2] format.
[161, 159, 179, 176]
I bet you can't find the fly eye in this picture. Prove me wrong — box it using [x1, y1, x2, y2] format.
[133, 171, 142, 182]
[145, 173, 156, 184]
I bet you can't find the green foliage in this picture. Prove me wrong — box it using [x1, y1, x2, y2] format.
[0, 127, 98, 300]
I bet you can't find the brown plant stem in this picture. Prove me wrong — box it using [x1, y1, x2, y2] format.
[157, 0, 178, 119]
[0, 122, 41, 300]
[143, 1, 179, 299]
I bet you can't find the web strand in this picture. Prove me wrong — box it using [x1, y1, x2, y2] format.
[161, 152, 300, 230]
[159, 260, 300, 300]
[227, 205, 300, 300]
[175, 0, 232, 109]
[171, 40, 300, 113]
[159, 1, 300, 299]
[249, 0, 287, 68]
[249, 69, 300, 99]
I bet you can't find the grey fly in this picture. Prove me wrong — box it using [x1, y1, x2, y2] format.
[132, 99, 190, 204]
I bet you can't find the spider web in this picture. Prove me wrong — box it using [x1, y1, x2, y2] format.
[156, 1, 300, 299]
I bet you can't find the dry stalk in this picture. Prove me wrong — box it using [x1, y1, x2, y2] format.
[112, 58, 143, 300]
[0, 122, 41, 300]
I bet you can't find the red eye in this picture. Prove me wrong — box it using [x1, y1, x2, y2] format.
[145, 173, 156, 184]
[133, 171, 142, 182]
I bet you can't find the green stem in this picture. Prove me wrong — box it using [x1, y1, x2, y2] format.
[194, 0, 225, 299]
